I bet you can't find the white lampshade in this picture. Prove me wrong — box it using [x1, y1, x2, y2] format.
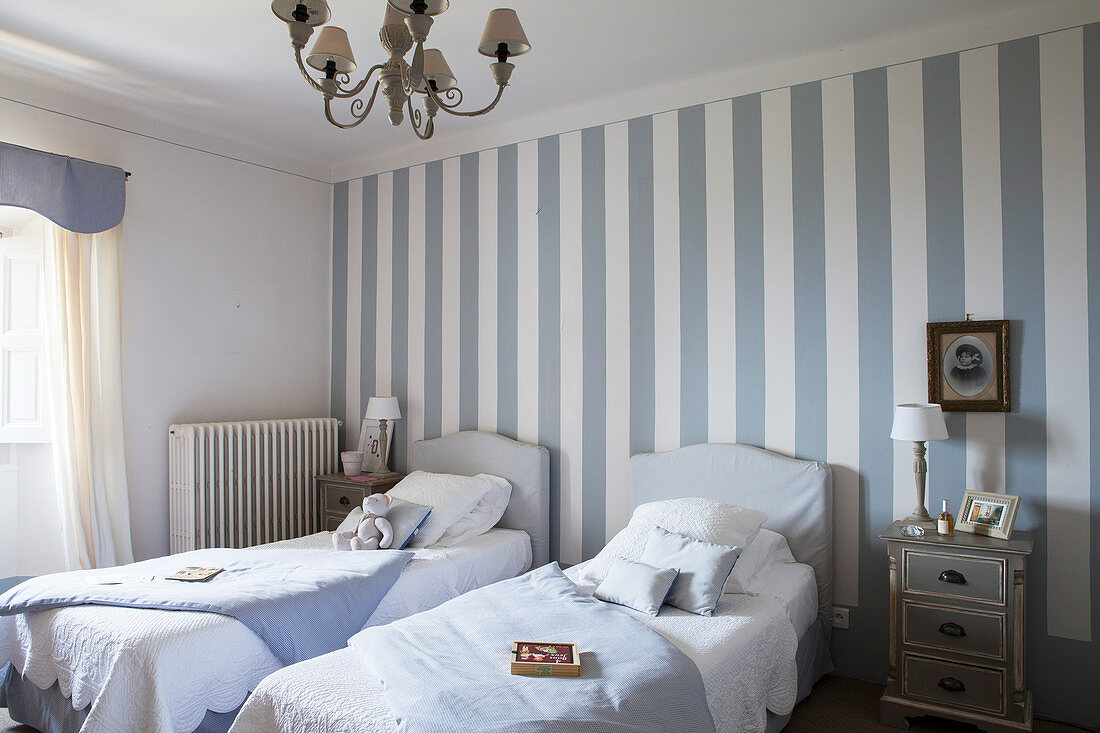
[890, 403, 949, 442]
[388, 0, 450, 17]
[383, 4, 407, 27]
[271, 0, 331, 26]
[421, 48, 457, 91]
[306, 26, 357, 74]
[478, 8, 531, 58]
[364, 396, 402, 421]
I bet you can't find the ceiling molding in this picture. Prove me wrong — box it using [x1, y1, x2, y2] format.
[2, 0, 1097, 186]
[331, 0, 1100, 182]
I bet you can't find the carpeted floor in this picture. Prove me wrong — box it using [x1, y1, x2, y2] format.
[2, 674, 1093, 732]
[784, 675, 1093, 733]
[0, 708, 29, 733]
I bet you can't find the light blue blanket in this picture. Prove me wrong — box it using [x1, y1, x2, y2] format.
[0, 548, 411, 666]
[350, 563, 716, 733]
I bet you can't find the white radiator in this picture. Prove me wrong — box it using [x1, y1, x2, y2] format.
[168, 418, 340, 553]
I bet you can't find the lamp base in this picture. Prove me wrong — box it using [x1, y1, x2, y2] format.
[367, 467, 399, 479]
[905, 506, 934, 524]
[366, 418, 399, 479]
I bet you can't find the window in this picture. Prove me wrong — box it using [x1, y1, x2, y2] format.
[0, 206, 48, 443]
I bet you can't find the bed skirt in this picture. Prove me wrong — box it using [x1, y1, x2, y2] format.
[1, 663, 241, 733]
[765, 617, 834, 733]
[3, 619, 834, 733]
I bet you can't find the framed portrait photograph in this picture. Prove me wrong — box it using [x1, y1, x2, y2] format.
[927, 319, 1009, 412]
[957, 490, 1021, 540]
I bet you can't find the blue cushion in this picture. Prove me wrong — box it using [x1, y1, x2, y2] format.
[640, 527, 741, 616]
[594, 557, 678, 616]
[387, 498, 432, 550]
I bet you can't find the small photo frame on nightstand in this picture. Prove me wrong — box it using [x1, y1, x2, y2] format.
[956, 490, 1021, 540]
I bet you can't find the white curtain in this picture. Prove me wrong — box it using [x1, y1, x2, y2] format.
[44, 224, 134, 570]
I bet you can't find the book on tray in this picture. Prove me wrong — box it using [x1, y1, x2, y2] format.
[510, 642, 580, 677]
[165, 566, 225, 582]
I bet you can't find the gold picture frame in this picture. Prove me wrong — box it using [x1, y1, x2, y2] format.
[927, 319, 1009, 412]
[957, 489, 1021, 540]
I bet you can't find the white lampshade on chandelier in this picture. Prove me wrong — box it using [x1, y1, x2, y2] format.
[271, 0, 532, 139]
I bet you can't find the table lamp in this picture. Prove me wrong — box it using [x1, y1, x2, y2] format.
[364, 396, 402, 477]
[890, 403, 949, 523]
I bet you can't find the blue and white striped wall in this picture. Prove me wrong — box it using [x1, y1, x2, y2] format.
[331, 25, 1100, 727]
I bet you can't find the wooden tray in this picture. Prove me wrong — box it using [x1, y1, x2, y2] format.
[510, 641, 580, 677]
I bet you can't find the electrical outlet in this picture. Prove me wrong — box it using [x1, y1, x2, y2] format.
[832, 606, 850, 630]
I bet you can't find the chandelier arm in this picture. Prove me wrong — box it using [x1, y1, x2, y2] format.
[332, 64, 386, 98]
[425, 84, 507, 118]
[406, 98, 434, 140]
[293, 47, 332, 95]
[323, 82, 383, 129]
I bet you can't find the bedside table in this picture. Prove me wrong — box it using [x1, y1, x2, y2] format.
[879, 520, 1033, 733]
[316, 472, 404, 531]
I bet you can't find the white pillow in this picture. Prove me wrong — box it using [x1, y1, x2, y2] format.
[723, 528, 796, 594]
[576, 498, 768, 585]
[386, 471, 494, 547]
[435, 473, 513, 546]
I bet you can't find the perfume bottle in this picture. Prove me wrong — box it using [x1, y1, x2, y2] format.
[938, 499, 955, 536]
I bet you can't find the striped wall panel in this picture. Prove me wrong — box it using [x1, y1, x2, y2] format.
[331, 24, 1100, 728]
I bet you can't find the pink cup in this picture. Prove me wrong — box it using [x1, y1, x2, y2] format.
[341, 451, 364, 477]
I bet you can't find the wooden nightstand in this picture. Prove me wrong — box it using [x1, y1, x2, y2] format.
[879, 520, 1033, 733]
[316, 473, 404, 531]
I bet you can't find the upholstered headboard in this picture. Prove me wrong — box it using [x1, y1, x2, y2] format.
[410, 431, 551, 568]
[630, 443, 833, 621]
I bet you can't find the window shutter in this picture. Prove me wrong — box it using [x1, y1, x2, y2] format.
[0, 233, 49, 443]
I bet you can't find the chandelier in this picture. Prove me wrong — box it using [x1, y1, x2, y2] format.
[270, 0, 531, 139]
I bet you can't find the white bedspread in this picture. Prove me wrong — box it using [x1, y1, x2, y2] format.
[230, 559, 810, 733]
[0, 528, 531, 733]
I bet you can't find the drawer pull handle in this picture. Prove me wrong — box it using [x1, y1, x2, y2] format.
[938, 677, 966, 693]
[339, 495, 351, 506]
[938, 622, 967, 638]
[939, 569, 966, 585]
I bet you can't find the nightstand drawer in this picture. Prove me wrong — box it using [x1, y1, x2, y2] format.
[324, 484, 365, 515]
[324, 514, 345, 532]
[903, 549, 1004, 605]
[903, 654, 1004, 715]
[903, 602, 1004, 661]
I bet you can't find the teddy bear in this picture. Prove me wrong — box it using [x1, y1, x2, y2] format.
[332, 493, 395, 551]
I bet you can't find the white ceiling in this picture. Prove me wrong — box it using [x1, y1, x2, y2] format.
[0, 0, 1092, 183]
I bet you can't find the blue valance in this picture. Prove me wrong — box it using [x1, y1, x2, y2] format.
[0, 142, 126, 234]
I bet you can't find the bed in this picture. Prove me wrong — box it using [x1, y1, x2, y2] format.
[0, 430, 550, 733]
[229, 442, 834, 733]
